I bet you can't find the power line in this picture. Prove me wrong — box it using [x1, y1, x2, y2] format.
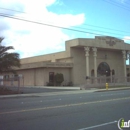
[0, 7, 25, 14]
[103, 0, 130, 12]
[82, 23, 130, 34]
[71, 26, 129, 37]
[103, 0, 130, 10]
[0, 13, 105, 35]
[115, 0, 130, 6]
[0, 7, 130, 34]
[123, 1, 130, 5]
[0, 13, 130, 40]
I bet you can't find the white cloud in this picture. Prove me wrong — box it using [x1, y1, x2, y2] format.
[54, 0, 64, 6]
[0, 0, 85, 58]
[123, 36, 130, 43]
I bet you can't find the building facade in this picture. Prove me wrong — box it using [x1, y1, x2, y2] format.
[4, 36, 130, 86]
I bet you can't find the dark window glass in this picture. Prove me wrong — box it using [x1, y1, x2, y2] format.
[97, 62, 110, 76]
[112, 69, 115, 75]
[49, 72, 54, 82]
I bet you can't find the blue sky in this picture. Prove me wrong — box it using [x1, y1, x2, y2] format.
[47, 0, 130, 38]
[0, 0, 130, 58]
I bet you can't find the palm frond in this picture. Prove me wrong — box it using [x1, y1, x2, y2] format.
[0, 37, 4, 43]
[0, 43, 21, 74]
[0, 46, 14, 55]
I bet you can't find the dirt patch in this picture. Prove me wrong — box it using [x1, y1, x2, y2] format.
[0, 88, 21, 95]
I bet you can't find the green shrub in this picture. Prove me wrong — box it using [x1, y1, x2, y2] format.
[54, 73, 64, 86]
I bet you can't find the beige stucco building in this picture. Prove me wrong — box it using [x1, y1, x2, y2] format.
[8, 36, 130, 86]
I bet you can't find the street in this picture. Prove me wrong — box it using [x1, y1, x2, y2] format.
[0, 89, 130, 130]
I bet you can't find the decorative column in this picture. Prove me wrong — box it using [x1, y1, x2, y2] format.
[84, 47, 90, 83]
[122, 50, 127, 79]
[92, 47, 97, 83]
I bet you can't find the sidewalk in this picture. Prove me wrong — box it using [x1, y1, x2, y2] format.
[96, 86, 130, 92]
[23, 86, 80, 90]
[43, 86, 80, 90]
[0, 86, 130, 99]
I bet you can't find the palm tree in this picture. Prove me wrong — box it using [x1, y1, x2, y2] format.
[0, 38, 20, 74]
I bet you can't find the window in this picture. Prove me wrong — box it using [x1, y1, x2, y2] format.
[49, 72, 54, 83]
[112, 69, 115, 75]
[91, 69, 94, 77]
[4, 75, 9, 79]
[97, 62, 110, 76]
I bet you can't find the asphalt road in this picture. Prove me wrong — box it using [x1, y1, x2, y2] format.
[0, 89, 130, 130]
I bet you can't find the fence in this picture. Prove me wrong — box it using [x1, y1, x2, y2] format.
[0, 76, 24, 93]
[83, 76, 130, 89]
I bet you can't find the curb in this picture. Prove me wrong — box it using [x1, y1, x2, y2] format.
[0, 89, 96, 99]
[95, 87, 130, 92]
[0, 87, 130, 99]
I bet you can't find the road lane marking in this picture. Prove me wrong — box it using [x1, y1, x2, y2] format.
[0, 96, 130, 115]
[42, 98, 62, 102]
[21, 100, 43, 104]
[101, 93, 124, 96]
[21, 99, 62, 104]
[78, 120, 117, 130]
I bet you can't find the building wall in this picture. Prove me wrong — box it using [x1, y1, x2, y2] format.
[20, 51, 71, 64]
[17, 69, 35, 86]
[15, 67, 71, 86]
[35, 68, 44, 86]
[2, 50, 125, 86]
[2, 37, 129, 86]
[43, 68, 71, 85]
[70, 47, 124, 85]
[1, 70, 35, 87]
[56, 57, 73, 63]
[71, 47, 86, 85]
[96, 49, 124, 76]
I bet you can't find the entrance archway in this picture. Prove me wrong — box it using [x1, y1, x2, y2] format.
[97, 62, 110, 76]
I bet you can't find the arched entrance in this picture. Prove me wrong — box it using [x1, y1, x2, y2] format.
[97, 62, 110, 76]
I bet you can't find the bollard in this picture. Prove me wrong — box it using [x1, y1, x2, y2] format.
[106, 83, 108, 90]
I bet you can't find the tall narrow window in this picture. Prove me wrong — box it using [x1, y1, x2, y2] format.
[112, 69, 115, 75]
[91, 69, 94, 77]
[49, 72, 54, 83]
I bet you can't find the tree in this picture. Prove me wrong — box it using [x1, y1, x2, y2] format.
[0, 38, 20, 74]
